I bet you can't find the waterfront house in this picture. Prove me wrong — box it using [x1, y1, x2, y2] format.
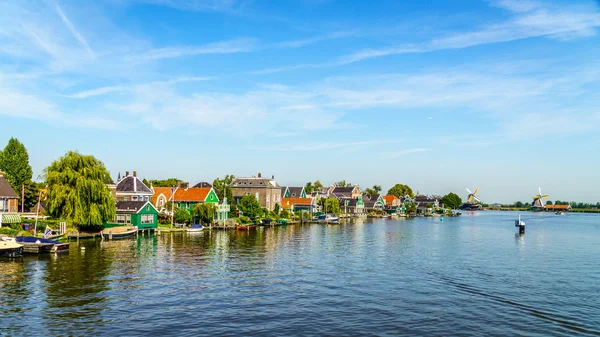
[340, 196, 365, 214]
[281, 197, 315, 213]
[106, 200, 158, 231]
[280, 187, 289, 199]
[414, 195, 443, 213]
[231, 173, 281, 211]
[0, 171, 20, 227]
[151, 186, 175, 213]
[114, 171, 153, 202]
[328, 185, 361, 199]
[0, 171, 18, 213]
[284, 187, 307, 198]
[383, 195, 401, 207]
[173, 187, 220, 213]
[363, 194, 386, 211]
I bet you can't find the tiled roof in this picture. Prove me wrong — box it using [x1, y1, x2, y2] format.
[192, 182, 213, 188]
[174, 187, 213, 202]
[116, 176, 152, 194]
[288, 187, 304, 197]
[232, 177, 280, 188]
[116, 201, 148, 213]
[281, 198, 313, 209]
[383, 195, 399, 204]
[151, 187, 175, 205]
[0, 174, 18, 198]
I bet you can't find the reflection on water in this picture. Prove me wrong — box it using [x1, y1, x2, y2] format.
[1, 213, 600, 336]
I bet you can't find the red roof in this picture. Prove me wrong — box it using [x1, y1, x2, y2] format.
[174, 187, 213, 202]
[383, 195, 399, 205]
[545, 204, 571, 210]
[151, 187, 174, 206]
[281, 198, 313, 210]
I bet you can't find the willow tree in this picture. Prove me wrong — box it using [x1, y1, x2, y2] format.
[46, 151, 115, 230]
[193, 203, 216, 225]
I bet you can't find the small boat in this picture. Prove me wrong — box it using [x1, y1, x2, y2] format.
[555, 211, 565, 215]
[15, 236, 55, 254]
[16, 236, 70, 253]
[317, 214, 338, 223]
[101, 226, 137, 240]
[186, 224, 204, 232]
[515, 215, 526, 227]
[0, 240, 23, 258]
[236, 225, 257, 231]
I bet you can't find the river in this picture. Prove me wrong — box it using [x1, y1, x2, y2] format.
[1, 211, 599, 336]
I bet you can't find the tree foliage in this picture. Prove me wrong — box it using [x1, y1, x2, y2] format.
[174, 208, 191, 224]
[405, 203, 417, 214]
[23, 180, 40, 212]
[213, 174, 235, 202]
[193, 203, 216, 224]
[280, 209, 291, 219]
[0, 138, 33, 190]
[334, 180, 352, 187]
[238, 195, 262, 219]
[305, 180, 324, 194]
[273, 203, 280, 215]
[441, 192, 462, 209]
[546, 200, 553, 205]
[364, 185, 382, 195]
[146, 178, 179, 187]
[324, 198, 341, 215]
[387, 184, 414, 198]
[46, 151, 115, 229]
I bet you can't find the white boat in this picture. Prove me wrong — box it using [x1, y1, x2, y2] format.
[515, 215, 525, 227]
[186, 224, 204, 232]
[555, 211, 565, 215]
[0, 240, 23, 258]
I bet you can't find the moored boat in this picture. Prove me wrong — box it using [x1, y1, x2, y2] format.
[0, 240, 23, 258]
[16, 236, 70, 254]
[236, 225, 257, 231]
[186, 224, 204, 232]
[555, 211, 565, 215]
[101, 226, 137, 240]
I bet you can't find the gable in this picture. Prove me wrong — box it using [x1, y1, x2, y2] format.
[204, 188, 220, 203]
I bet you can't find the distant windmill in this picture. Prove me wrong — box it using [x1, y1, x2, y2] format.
[466, 188, 481, 204]
[532, 187, 549, 208]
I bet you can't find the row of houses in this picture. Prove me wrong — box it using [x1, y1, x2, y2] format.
[0, 169, 446, 228]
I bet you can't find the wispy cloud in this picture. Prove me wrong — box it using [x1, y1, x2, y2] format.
[274, 30, 357, 48]
[53, 1, 94, 57]
[382, 148, 431, 159]
[138, 38, 256, 60]
[63, 85, 126, 98]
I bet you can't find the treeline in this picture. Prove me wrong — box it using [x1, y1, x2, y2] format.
[502, 201, 600, 209]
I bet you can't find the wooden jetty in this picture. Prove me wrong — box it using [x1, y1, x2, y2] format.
[21, 242, 54, 254]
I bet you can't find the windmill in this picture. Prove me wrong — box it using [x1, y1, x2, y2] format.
[532, 187, 548, 209]
[466, 188, 481, 204]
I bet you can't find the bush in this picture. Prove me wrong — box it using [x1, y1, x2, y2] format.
[0, 227, 19, 237]
[240, 216, 252, 224]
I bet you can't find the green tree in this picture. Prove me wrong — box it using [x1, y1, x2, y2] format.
[238, 195, 262, 219]
[405, 203, 417, 214]
[314, 180, 324, 190]
[387, 184, 414, 198]
[305, 182, 314, 194]
[193, 203, 216, 224]
[46, 151, 115, 229]
[441, 192, 462, 209]
[0, 138, 33, 191]
[324, 198, 341, 215]
[365, 185, 382, 195]
[147, 178, 179, 187]
[546, 200, 553, 205]
[273, 203, 280, 215]
[23, 180, 40, 212]
[335, 180, 352, 187]
[174, 208, 191, 224]
[514, 201, 524, 208]
[213, 174, 235, 202]
[280, 209, 291, 219]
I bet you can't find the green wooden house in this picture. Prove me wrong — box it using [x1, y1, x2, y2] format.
[284, 187, 307, 198]
[104, 200, 158, 231]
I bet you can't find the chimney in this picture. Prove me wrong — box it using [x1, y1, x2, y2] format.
[258, 172, 262, 178]
[272, 175, 274, 179]
[126, 171, 130, 177]
[133, 171, 137, 177]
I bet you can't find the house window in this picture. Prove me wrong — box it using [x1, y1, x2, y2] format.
[255, 192, 259, 200]
[186, 202, 190, 208]
[146, 205, 150, 211]
[126, 215, 131, 224]
[160, 198, 164, 207]
[124, 196, 130, 201]
[267, 194, 270, 202]
[132, 196, 138, 201]
[0, 199, 5, 212]
[141, 214, 154, 224]
[116, 215, 126, 223]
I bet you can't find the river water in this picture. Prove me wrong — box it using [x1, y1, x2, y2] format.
[1, 211, 599, 336]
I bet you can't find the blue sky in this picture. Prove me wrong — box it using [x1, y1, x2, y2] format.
[1, 0, 599, 203]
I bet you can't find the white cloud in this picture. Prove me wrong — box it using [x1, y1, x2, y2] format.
[63, 85, 126, 98]
[53, 1, 95, 57]
[138, 38, 256, 60]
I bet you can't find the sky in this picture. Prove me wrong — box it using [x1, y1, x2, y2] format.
[1, 0, 600, 203]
